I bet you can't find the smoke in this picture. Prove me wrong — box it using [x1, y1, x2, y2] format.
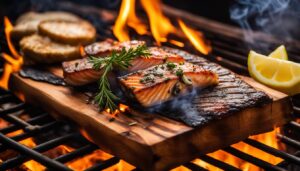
[230, 0, 300, 48]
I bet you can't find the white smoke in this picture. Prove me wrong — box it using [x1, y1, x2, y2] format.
[230, 0, 300, 48]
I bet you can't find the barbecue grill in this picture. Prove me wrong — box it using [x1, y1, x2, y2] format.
[1, 0, 300, 170]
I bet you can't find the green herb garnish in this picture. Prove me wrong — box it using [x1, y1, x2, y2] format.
[166, 62, 177, 70]
[176, 68, 183, 77]
[89, 45, 150, 111]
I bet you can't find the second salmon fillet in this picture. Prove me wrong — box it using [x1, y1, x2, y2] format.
[119, 62, 219, 107]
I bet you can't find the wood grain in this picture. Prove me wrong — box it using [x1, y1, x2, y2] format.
[9, 68, 293, 171]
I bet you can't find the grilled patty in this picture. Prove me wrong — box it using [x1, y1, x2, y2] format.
[119, 62, 219, 107]
[20, 34, 81, 64]
[38, 20, 96, 45]
[11, 11, 81, 40]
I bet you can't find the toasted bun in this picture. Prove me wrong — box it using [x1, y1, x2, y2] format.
[20, 34, 81, 64]
[38, 20, 96, 45]
[11, 11, 81, 40]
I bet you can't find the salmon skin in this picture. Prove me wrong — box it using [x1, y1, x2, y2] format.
[118, 62, 219, 107]
[63, 46, 185, 86]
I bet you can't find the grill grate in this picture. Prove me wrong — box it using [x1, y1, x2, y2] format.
[0, 89, 299, 170]
[0, 2, 300, 170]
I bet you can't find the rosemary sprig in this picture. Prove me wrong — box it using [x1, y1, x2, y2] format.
[89, 45, 150, 111]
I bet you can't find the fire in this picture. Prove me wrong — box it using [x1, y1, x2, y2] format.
[114, 0, 212, 54]
[178, 19, 212, 55]
[0, 17, 23, 90]
[113, 0, 147, 41]
[79, 45, 86, 57]
[140, 0, 176, 45]
[192, 128, 283, 171]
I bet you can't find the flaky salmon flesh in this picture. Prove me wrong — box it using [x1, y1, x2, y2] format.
[63, 46, 185, 86]
[118, 62, 219, 107]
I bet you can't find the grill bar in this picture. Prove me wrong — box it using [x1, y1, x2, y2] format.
[223, 146, 287, 171]
[0, 132, 72, 171]
[244, 138, 300, 165]
[198, 155, 241, 171]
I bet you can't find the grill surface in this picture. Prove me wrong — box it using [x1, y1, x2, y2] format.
[0, 1, 300, 171]
[0, 82, 299, 170]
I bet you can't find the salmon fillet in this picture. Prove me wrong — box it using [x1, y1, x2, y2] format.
[63, 46, 185, 86]
[84, 39, 145, 57]
[119, 62, 219, 107]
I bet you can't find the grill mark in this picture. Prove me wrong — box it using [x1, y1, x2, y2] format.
[158, 47, 272, 127]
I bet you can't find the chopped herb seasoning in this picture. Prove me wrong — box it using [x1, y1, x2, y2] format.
[140, 75, 155, 84]
[176, 68, 183, 77]
[166, 62, 176, 70]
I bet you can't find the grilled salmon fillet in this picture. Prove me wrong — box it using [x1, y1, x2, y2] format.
[83, 39, 145, 57]
[63, 43, 185, 86]
[119, 62, 219, 107]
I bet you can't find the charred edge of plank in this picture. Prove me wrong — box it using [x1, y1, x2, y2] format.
[19, 67, 66, 86]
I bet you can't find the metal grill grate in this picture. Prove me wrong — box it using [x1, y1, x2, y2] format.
[0, 89, 299, 170]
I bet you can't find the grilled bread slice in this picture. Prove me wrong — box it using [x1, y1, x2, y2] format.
[119, 62, 219, 107]
[11, 11, 81, 40]
[63, 47, 185, 86]
[20, 34, 80, 64]
[38, 20, 96, 45]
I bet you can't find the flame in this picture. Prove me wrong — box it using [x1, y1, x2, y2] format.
[169, 40, 185, 48]
[6, 130, 46, 171]
[113, 0, 147, 41]
[178, 19, 212, 55]
[79, 45, 86, 57]
[0, 17, 23, 90]
[192, 129, 283, 171]
[140, 0, 176, 45]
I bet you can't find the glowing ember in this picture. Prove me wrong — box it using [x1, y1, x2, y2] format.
[113, 0, 147, 41]
[79, 45, 86, 57]
[140, 0, 175, 45]
[178, 19, 212, 55]
[169, 39, 185, 48]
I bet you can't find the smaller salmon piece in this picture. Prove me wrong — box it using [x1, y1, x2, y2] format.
[84, 39, 145, 57]
[119, 62, 219, 107]
[63, 46, 185, 86]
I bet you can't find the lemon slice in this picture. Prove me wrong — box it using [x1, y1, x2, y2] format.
[248, 50, 300, 95]
[268, 45, 288, 60]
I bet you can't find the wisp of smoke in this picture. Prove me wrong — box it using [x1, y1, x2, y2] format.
[230, 0, 300, 49]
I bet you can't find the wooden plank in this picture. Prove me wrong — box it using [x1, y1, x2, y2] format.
[9, 68, 293, 171]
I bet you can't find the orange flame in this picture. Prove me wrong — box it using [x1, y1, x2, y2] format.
[0, 17, 23, 90]
[113, 0, 147, 41]
[178, 19, 212, 55]
[79, 45, 86, 57]
[140, 0, 176, 45]
[192, 129, 283, 171]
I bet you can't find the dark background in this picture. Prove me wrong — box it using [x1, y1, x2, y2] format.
[0, 0, 235, 25]
[0, 0, 299, 41]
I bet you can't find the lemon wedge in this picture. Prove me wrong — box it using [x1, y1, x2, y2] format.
[268, 45, 288, 60]
[248, 50, 300, 95]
